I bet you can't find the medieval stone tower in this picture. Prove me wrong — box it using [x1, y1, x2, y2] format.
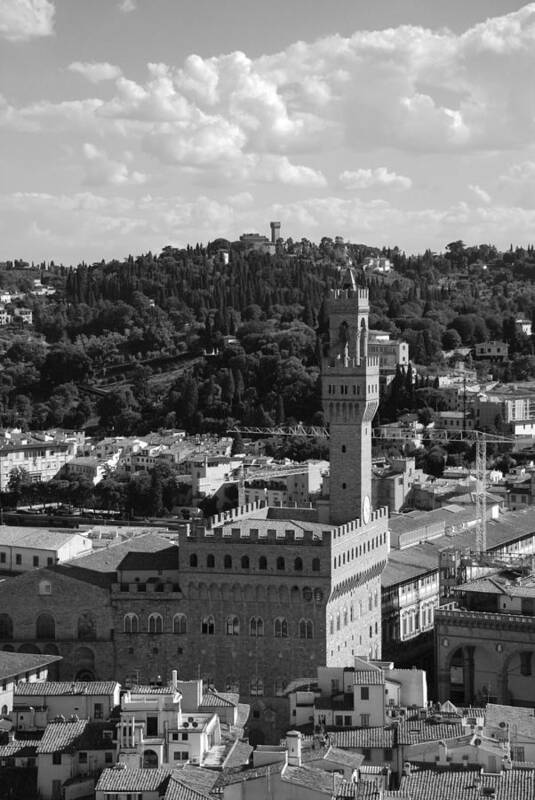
[322, 268, 379, 525]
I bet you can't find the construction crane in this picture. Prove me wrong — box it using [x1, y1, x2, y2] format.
[227, 424, 517, 554]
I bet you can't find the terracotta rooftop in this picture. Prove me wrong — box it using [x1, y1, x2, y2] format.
[96, 767, 172, 792]
[0, 652, 62, 682]
[281, 763, 345, 794]
[200, 691, 236, 708]
[36, 720, 115, 754]
[399, 763, 535, 800]
[167, 764, 220, 797]
[332, 727, 395, 749]
[353, 671, 385, 685]
[397, 719, 464, 745]
[16, 680, 118, 697]
[65, 532, 174, 574]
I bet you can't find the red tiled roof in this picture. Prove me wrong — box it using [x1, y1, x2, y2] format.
[96, 767, 172, 792]
[399, 763, 535, 800]
[332, 727, 394, 749]
[397, 719, 464, 745]
[16, 681, 118, 697]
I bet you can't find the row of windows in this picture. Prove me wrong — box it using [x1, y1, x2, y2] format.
[333, 532, 386, 569]
[0, 613, 95, 642]
[0, 553, 55, 568]
[329, 594, 379, 633]
[188, 554, 321, 572]
[123, 613, 314, 638]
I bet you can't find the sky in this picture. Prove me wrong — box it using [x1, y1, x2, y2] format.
[1, 0, 535, 264]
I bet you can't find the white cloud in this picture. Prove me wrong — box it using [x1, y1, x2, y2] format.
[468, 184, 491, 204]
[69, 61, 122, 83]
[500, 161, 535, 184]
[82, 143, 146, 186]
[339, 167, 412, 191]
[0, 0, 55, 42]
[118, 0, 136, 12]
[7, 4, 535, 159]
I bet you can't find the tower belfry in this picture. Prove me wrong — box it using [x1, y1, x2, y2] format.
[322, 270, 379, 525]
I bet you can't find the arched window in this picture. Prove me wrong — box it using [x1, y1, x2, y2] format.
[0, 614, 13, 641]
[225, 615, 240, 635]
[189, 554, 198, 567]
[1, 704, 8, 716]
[241, 555, 250, 569]
[201, 615, 215, 635]
[224, 555, 232, 569]
[276, 556, 285, 571]
[250, 617, 264, 637]
[274, 617, 288, 638]
[294, 557, 303, 571]
[148, 613, 163, 634]
[314, 588, 324, 603]
[226, 676, 239, 692]
[259, 556, 267, 570]
[36, 613, 55, 640]
[124, 613, 139, 634]
[250, 676, 264, 696]
[173, 614, 187, 634]
[299, 619, 313, 639]
[77, 613, 95, 641]
[312, 557, 320, 572]
[303, 586, 312, 602]
[206, 554, 215, 568]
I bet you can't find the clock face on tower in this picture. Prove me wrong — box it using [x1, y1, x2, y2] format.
[362, 495, 371, 525]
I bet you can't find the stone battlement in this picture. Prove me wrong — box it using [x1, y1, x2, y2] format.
[330, 288, 369, 303]
[186, 523, 329, 545]
[325, 356, 380, 370]
[332, 506, 388, 540]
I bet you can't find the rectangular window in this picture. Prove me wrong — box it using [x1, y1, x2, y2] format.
[344, 715, 352, 726]
[47, 557, 53, 566]
[335, 715, 343, 726]
[361, 686, 369, 701]
[15, 554, 21, 565]
[79, 752, 87, 764]
[52, 753, 61, 765]
[360, 714, 370, 727]
[33, 556, 39, 567]
[181, 733, 189, 741]
[105, 751, 113, 764]
[520, 652, 532, 676]
[0, 553, 5, 563]
[94, 703, 103, 720]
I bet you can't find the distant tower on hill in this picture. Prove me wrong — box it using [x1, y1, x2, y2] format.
[322, 268, 379, 525]
[270, 221, 281, 244]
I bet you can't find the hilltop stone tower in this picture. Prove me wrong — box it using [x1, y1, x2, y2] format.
[322, 268, 380, 525]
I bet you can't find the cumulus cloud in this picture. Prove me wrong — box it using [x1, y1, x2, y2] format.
[0, 0, 55, 42]
[6, 4, 535, 159]
[69, 61, 123, 83]
[339, 167, 412, 191]
[500, 161, 535, 184]
[82, 143, 146, 186]
[118, 0, 136, 12]
[469, 184, 491, 204]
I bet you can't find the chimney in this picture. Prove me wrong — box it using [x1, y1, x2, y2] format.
[286, 730, 302, 766]
[171, 670, 178, 690]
